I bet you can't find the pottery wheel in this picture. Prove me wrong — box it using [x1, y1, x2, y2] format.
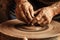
[0, 19, 60, 39]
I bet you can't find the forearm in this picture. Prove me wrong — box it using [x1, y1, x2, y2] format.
[50, 1, 60, 16]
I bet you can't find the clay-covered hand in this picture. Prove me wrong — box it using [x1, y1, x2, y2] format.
[32, 7, 54, 25]
[15, 1, 34, 24]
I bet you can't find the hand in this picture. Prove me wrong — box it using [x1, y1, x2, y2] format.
[15, 1, 34, 24]
[32, 7, 54, 25]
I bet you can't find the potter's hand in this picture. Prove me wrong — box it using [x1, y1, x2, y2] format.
[32, 7, 54, 25]
[15, 1, 34, 24]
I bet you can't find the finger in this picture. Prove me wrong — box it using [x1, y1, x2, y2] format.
[18, 5, 28, 23]
[43, 10, 53, 24]
[34, 9, 42, 16]
[29, 6, 34, 18]
[31, 18, 37, 25]
[43, 21, 48, 25]
[44, 14, 51, 24]
[38, 18, 45, 24]
[24, 6, 33, 23]
[41, 16, 48, 25]
[15, 6, 24, 21]
[36, 11, 44, 21]
[31, 11, 44, 25]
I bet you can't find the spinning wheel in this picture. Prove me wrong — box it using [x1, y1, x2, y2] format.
[0, 19, 60, 40]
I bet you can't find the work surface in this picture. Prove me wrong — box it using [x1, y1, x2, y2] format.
[0, 19, 60, 40]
